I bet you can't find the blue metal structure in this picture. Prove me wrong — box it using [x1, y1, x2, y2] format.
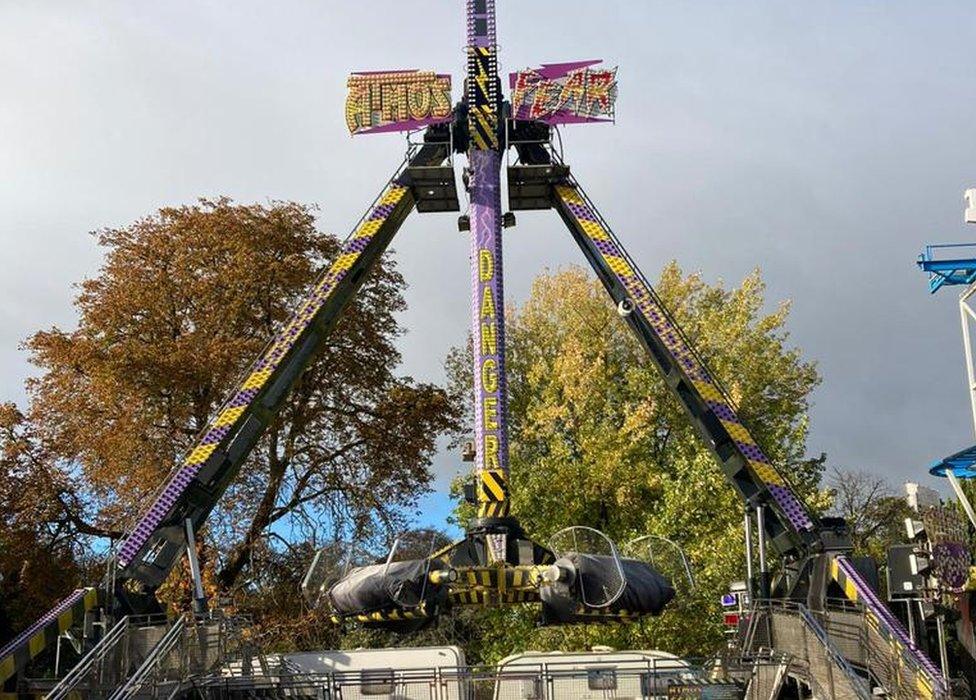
[929, 443, 976, 478]
[917, 243, 976, 294]
[916, 243, 976, 477]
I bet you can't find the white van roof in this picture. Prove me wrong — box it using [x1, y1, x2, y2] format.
[496, 649, 688, 669]
[281, 646, 465, 673]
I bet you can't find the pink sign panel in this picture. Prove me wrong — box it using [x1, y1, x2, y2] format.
[345, 70, 453, 135]
[509, 60, 617, 125]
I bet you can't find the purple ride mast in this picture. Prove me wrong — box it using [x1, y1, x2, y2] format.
[466, 0, 510, 521]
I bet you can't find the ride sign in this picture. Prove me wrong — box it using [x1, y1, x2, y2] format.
[345, 70, 452, 135]
[509, 60, 617, 125]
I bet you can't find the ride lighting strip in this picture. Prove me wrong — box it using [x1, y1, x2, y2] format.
[469, 148, 510, 519]
[0, 588, 98, 684]
[116, 166, 417, 570]
[466, 0, 499, 152]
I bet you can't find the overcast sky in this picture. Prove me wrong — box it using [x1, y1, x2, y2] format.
[2, 1, 975, 534]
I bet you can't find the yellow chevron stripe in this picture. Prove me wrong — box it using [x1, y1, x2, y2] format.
[380, 186, 407, 206]
[57, 609, 73, 633]
[480, 470, 506, 501]
[479, 500, 510, 518]
[241, 368, 273, 391]
[721, 420, 756, 446]
[693, 380, 725, 404]
[27, 632, 45, 657]
[0, 656, 16, 684]
[354, 219, 383, 239]
[214, 406, 245, 428]
[471, 132, 489, 151]
[603, 254, 634, 277]
[185, 442, 218, 466]
[580, 219, 610, 241]
[749, 460, 785, 486]
[331, 252, 360, 273]
[555, 185, 584, 205]
[474, 107, 496, 133]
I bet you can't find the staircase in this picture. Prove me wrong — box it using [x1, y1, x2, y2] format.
[744, 600, 948, 699]
[46, 616, 131, 700]
[107, 615, 187, 700]
[740, 651, 790, 700]
[745, 602, 873, 698]
[18, 612, 252, 698]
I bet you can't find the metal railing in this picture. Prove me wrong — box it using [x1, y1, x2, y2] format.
[189, 657, 779, 700]
[108, 615, 187, 700]
[745, 600, 873, 699]
[745, 598, 953, 699]
[46, 615, 131, 700]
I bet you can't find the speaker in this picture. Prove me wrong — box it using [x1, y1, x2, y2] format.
[887, 544, 925, 600]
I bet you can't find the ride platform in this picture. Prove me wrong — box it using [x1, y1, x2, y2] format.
[917, 243, 976, 294]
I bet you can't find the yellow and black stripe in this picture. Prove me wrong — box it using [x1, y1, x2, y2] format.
[572, 608, 641, 623]
[466, 46, 499, 151]
[0, 588, 99, 685]
[477, 468, 509, 518]
[331, 602, 430, 626]
[447, 565, 545, 607]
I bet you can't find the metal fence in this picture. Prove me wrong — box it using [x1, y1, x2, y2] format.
[186, 656, 787, 700]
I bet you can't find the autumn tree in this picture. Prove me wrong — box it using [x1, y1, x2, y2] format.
[19, 198, 457, 599]
[0, 403, 96, 639]
[446, 264, 825, 659]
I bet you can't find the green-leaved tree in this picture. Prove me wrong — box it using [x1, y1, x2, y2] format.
[446, 264, 826, 659]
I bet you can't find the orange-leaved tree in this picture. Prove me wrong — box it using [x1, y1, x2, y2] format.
[19, 198, 457, 600]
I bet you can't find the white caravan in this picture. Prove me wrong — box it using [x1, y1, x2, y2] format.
[493, 649, 697, 700]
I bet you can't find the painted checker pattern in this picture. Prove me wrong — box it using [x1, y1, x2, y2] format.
[0, 588, 98, 685]
[116, 181, 412, 569]
[553, 182, 814, 533]
[466, 0, 499, 151]
[831, 557, 945, 698]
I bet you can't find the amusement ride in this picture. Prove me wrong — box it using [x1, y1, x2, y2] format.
[0, 2, 965, 698]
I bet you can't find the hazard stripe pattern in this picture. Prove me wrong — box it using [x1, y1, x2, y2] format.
[466, 0, 499, 152]
[0, 588, 98, 684]
[477, 468, 509, 518]
[467, 47, 499, 151]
